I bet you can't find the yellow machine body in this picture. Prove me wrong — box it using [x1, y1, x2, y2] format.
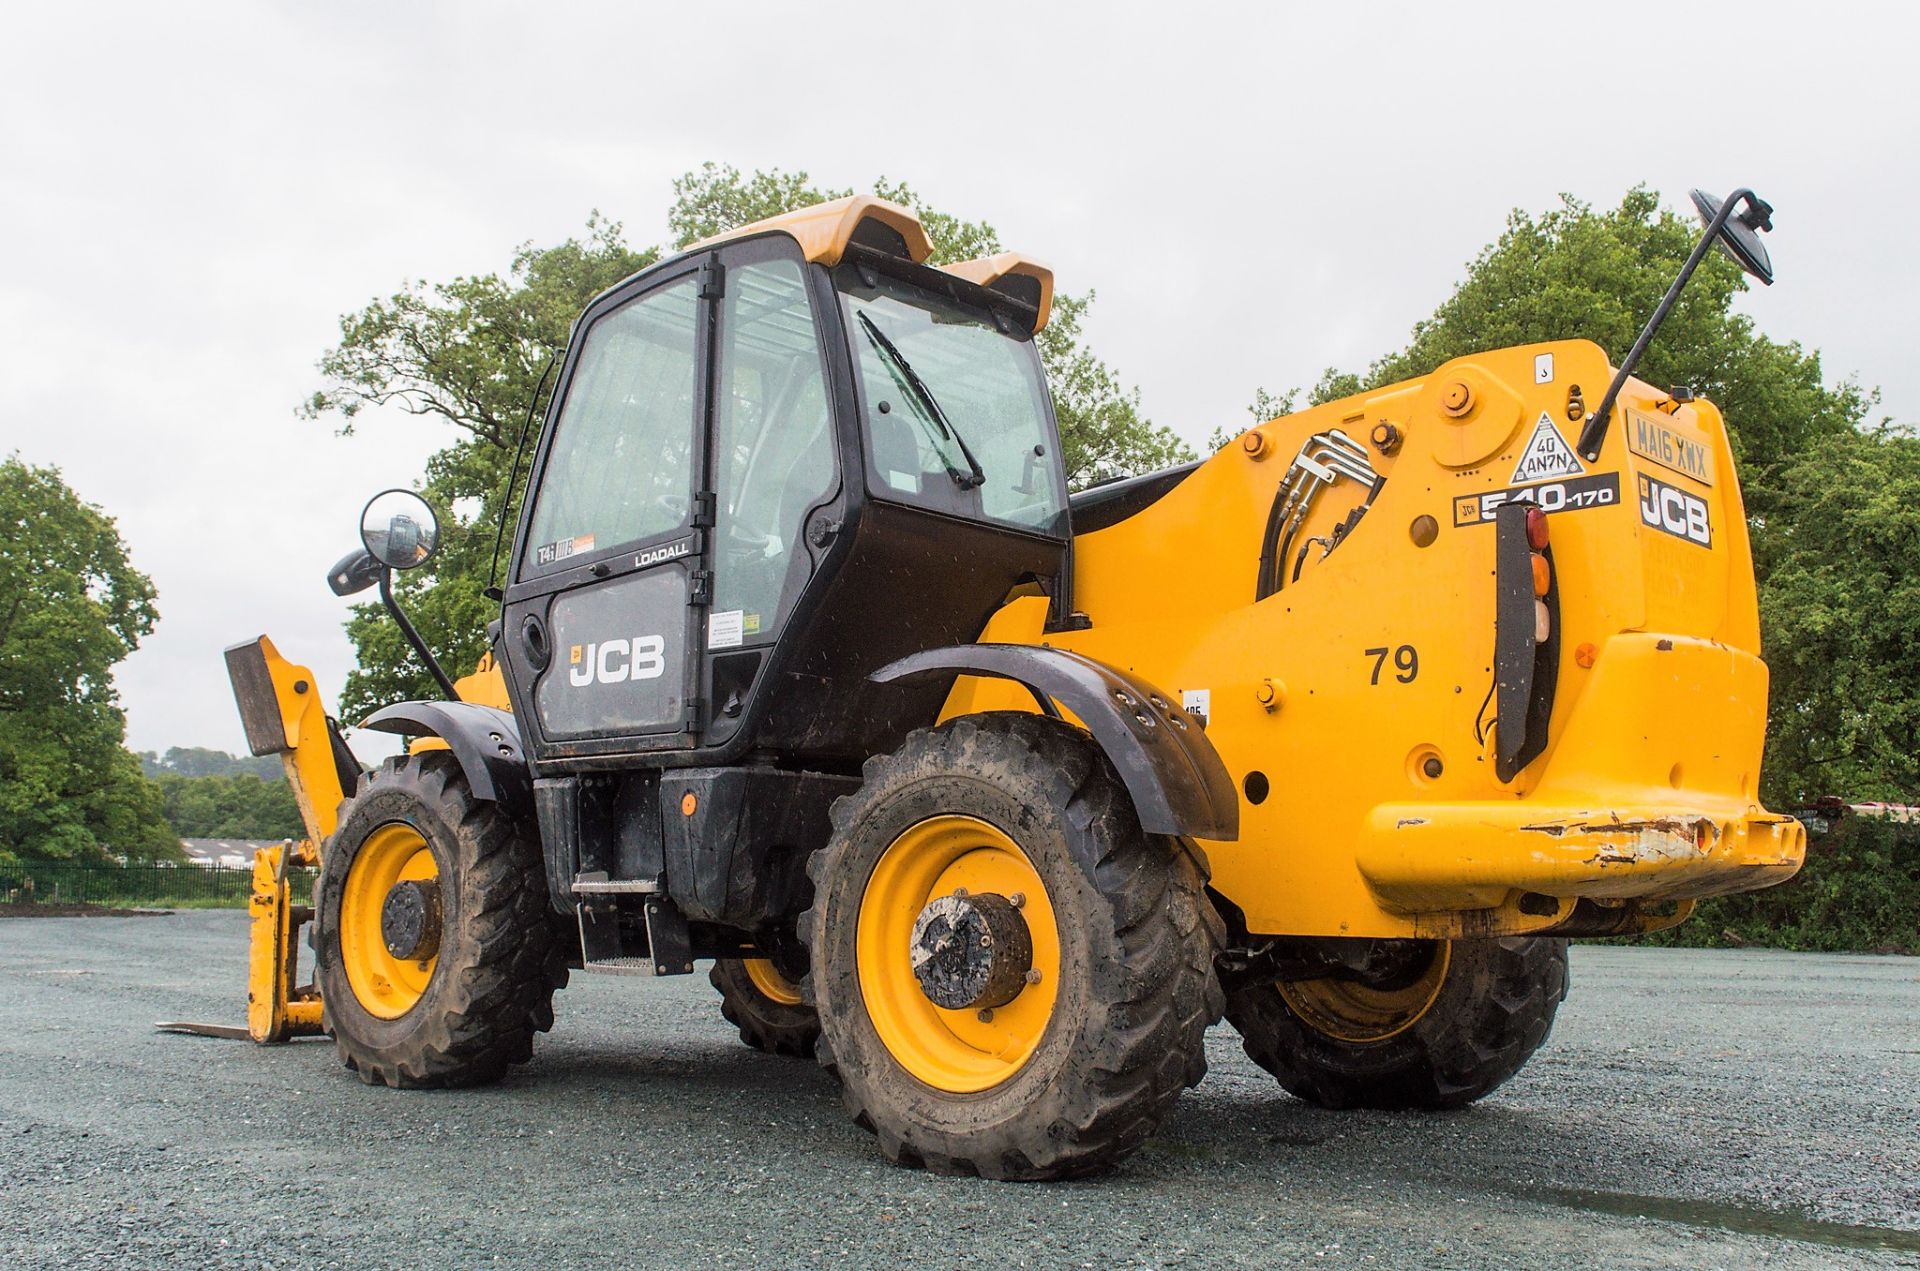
[219, 201, 1804, 1029]
[944, 341, 1804, 940]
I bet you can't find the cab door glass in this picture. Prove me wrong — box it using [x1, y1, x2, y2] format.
[523, 277, 701, 573]
[710, 257, 836, 645]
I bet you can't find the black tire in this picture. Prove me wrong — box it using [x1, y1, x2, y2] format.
[313, 753, 569, 1088]
[802, 712, 1224, 1180]
[710, 958, 820, 1057]
[1225, 937, 1567, 1110]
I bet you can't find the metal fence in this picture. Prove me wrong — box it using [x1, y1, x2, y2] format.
[0, 863, 314, 907]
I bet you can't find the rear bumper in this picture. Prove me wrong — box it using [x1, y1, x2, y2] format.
[1355, 800, 1806, 912]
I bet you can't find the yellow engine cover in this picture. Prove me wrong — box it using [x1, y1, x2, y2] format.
[945, 341, 1803, 939]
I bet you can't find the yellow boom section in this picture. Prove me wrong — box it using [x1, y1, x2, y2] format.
[224, 634, 348, 845]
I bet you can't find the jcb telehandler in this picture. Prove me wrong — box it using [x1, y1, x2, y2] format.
[205, 189, 1804, 1179]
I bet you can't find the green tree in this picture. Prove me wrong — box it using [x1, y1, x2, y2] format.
[0, 457, 179, 865]
[1315, 189, 1870, 482]
[139, 745, 281, 780]
[154, 771, 303, 839]
[1209, 386, 1302, 451]
[304, 214, 659, 720]
[1753, 428, 1920, 802]
[310, 165, 1190, 717]
[668, 164, 1189, 485]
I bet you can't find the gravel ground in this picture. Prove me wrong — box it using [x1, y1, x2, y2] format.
[0, 910, 1915, 1270]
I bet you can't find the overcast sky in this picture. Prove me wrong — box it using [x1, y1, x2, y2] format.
[3, 1, 1913, 758]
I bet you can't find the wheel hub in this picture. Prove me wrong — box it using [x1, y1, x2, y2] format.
[909, 891, 1033, 1011]
[380, 879, 442, 962]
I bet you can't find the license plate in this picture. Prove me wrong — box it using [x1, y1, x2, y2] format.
[1625, 410, 1715, 486]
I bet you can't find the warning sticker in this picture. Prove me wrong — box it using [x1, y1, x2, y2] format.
[707, 609, 745, 650]
[1509, 412, 1584, 483]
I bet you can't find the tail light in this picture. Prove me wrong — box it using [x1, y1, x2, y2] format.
[1493, 503, 1561, 780]
[1527, 509, 1552, 639]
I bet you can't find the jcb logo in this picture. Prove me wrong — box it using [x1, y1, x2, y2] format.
[1637, 474, 1711, 548]
[568, 636, 666, 686]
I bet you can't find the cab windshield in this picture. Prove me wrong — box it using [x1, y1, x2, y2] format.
[838, 266, 1065, 536]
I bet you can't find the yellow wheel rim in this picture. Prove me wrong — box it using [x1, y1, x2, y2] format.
[340, 822, 440, 1020]
[743, 958, 805, 1007]
[856, 814, 1060, 1094]
[1278, 942, 1451, 1044]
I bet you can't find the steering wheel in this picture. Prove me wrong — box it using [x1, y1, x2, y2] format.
[722, 522, 782, 559]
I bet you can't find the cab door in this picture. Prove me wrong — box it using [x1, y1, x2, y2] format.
[501, 263, 710, 761]
[698, 237, 841, 747]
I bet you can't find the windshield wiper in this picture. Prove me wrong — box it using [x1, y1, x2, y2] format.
[856, 311, 987, 490]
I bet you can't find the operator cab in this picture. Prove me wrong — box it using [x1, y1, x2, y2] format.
[495, 197, 1069, 772]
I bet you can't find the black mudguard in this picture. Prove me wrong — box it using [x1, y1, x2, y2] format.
[871, 644, 1240, 841]
[361, 701, 533, 819]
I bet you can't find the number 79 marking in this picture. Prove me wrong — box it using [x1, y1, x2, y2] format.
[1365, 645, 1419, 685]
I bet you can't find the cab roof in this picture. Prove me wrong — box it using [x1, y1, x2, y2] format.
[689, 195, 1053, 334]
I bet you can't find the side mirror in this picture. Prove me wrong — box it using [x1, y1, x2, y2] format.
[1690, 189, 1774, 285]
[360, 489, 441, 571]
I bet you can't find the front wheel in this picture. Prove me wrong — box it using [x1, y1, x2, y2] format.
[313, 753, 567, 1088]
[1225, 937, 1567, 1110]
[803, 713, 1224, 1180]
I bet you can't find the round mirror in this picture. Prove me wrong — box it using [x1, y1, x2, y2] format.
[360, 489, 440, 571]
[1691, 189, 1774, 286]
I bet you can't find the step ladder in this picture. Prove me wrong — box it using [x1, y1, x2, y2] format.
[572, 872, 693, 976]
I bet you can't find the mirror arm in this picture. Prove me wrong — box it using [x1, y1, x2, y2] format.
[379, 568, 461, 701]
[1575, 188, 1757, 462]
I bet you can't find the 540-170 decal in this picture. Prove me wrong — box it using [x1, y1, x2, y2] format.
[1452, 472, 1620, 527]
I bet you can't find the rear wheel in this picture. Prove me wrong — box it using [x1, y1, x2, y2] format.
[710, 957, 819, 1057]
[1225, 937, 1567, 1110]
[313, 753, 567, 1088]
[803, 713, 1223, 1180]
